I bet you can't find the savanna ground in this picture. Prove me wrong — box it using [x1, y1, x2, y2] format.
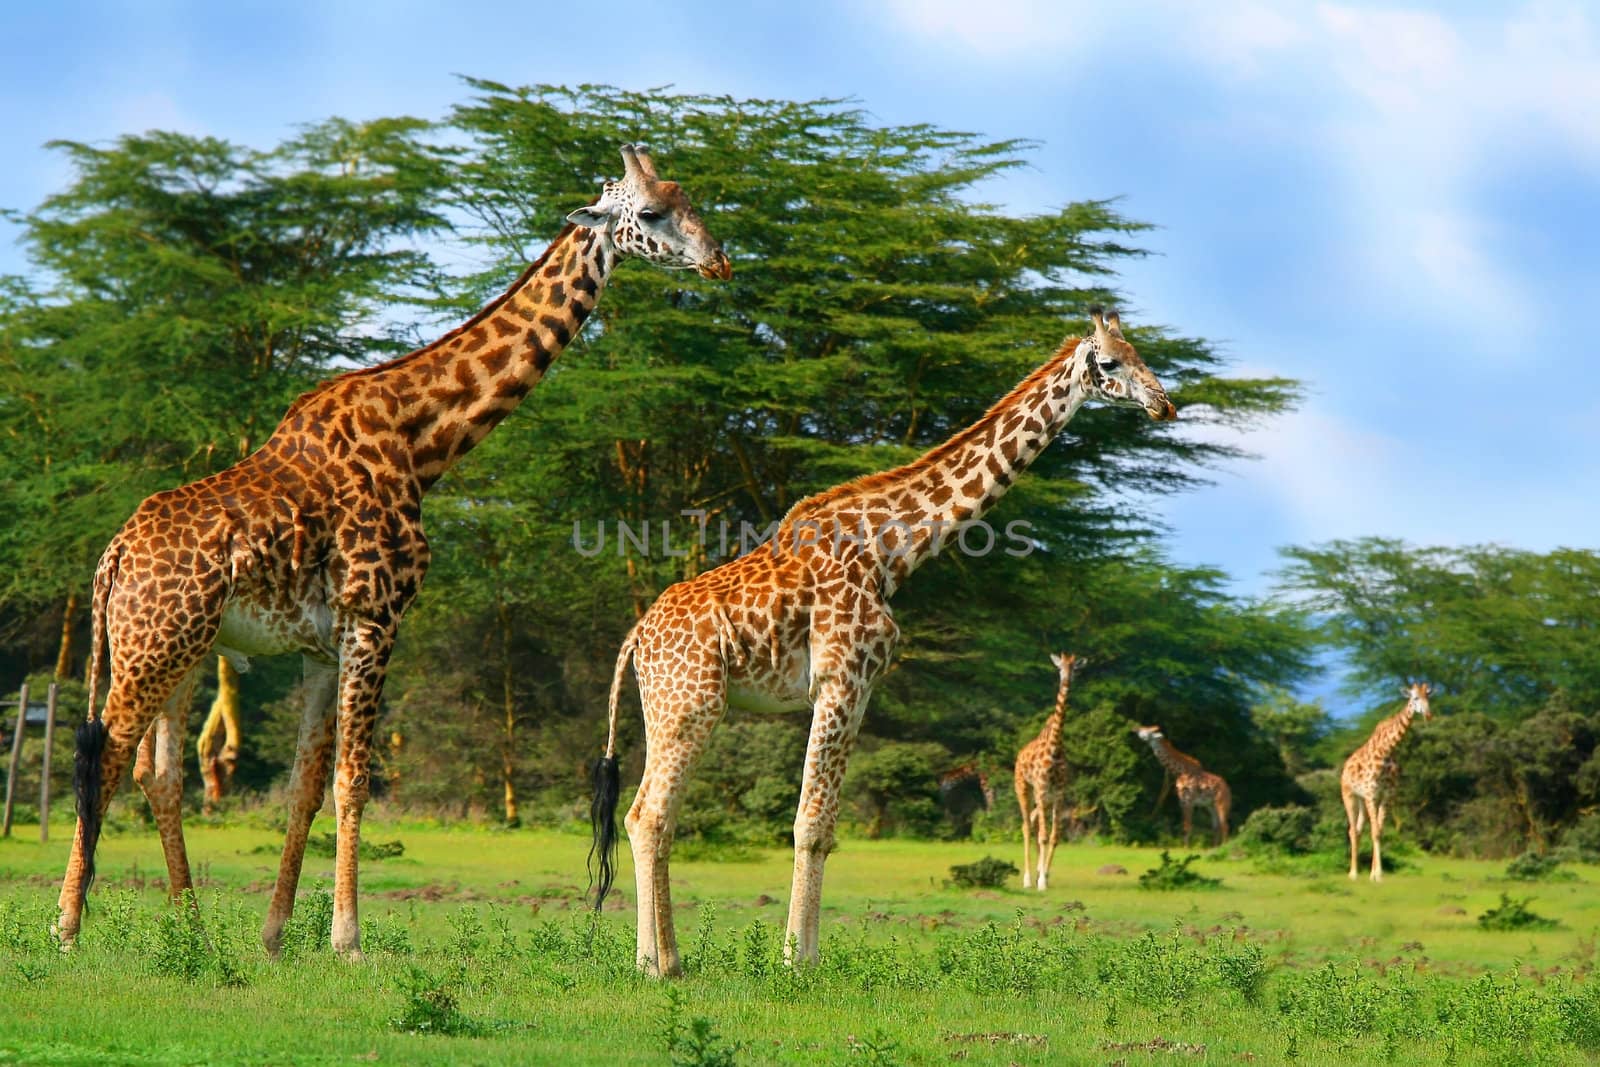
[1, 813, 1598, 1066]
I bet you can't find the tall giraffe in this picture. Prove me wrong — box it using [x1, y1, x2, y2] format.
[1013, 652, 1080, 890]
[1342, 682, 1431, 882]
[592, 310, 1176, 976]
[1133, 725, 1231, 847]
[57, 145, 730, 958]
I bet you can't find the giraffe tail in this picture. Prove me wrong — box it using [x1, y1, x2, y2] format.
[589, 620, 641, 911]
[75, 540, 120, 897]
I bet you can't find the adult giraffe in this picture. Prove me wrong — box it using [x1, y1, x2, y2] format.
[1014, 652, 1081, 890]
[592, 309, 1176, 976]
[1342, 682, 1432, 882]
[58, 145, 731, 959]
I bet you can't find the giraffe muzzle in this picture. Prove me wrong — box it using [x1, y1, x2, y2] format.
[698, 250, 734, 281]
[1148, 398, 1178, 422]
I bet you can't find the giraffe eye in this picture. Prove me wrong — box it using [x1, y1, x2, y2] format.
[638, 209, 664, 223]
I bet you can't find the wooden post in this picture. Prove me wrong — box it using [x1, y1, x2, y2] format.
[40, 682, 58, 843]
[2, 682, 28, 838]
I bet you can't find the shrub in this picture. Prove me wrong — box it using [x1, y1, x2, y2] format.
[1236, 805, 1316, 855]
[390, 966, 484, 1036]
[1505, 851, 1573, 881]
[1477, 893, 1558, 931]
[947, 855, 1019, 889]
[1138, 851, 1222, 890]
[1561, 811, 1600, 862]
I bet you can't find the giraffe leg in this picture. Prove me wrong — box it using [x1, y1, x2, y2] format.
[1368, 798, 1386, 883]
[262, 657, 338, 956]
[327, 621, 397, 960]
[58, 669, 200, 942]
[785, 675, 873, 966]
[1015, 779, 1034, 890]
[625, 647, 725, 978]
[131, 664, 203, 903]
[1040, 797, 1062, 890]
[1181, 800, 1194, 849]
[1343, 786, 1362, 880]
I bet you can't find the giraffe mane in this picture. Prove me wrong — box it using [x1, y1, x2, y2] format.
[782, 336, 1081, 522]
[317, 223, 583, 390]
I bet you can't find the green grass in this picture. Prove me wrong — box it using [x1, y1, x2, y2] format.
[1, 813, 1598, 1065]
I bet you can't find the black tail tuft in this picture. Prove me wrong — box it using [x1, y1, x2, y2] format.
[74, 716, 109, 896]
[587, 755, 621, 912]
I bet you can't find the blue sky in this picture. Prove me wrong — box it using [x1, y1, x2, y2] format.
[2, 1, 1596, 629]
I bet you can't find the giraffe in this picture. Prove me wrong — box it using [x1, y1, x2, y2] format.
[590, 309, 1176, 976]
[1013, 652, 1081, 890]
[938, 759, 996, 839]
[1133, 725, 1231, 847]
[1342, 682, 1431, 882]
[57, 144, 731, 958]
[196, 656, 242, 812]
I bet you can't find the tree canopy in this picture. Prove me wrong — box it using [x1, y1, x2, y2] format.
[3, 82, 1315, 841]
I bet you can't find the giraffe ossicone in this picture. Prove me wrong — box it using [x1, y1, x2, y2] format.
[1342, 681, 1432, 882]
[56, 143, 730, 958]
[1133, 724, 1232, 847]
[591, 309, 1176, 977]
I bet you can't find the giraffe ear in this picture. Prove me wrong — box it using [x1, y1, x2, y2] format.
[1050, 653, 1063, 668]
[567, 203, 613, 229]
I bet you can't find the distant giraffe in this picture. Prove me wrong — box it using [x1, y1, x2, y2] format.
[939, 760, 996, 838]
[56, 145, 730, 956]
[1133, 725, 1231, 847]
[591, 310, 1176, 976]
[1342, 682, 1431, 882]
[1013, 652, 1080, 890]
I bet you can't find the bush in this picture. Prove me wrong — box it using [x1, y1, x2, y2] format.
[1561, 811, 1600, 862]
[1504, 851, 1574, 882]
[947, 855, 1018, 889]
[1477, 893, 1558, 931]
[1236, 805, 1316, 855]
[1138, 851, 1222, 890]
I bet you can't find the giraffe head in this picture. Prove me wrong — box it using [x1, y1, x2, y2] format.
[1076, 308, 1177, 421]
[566, 144, 733, 280]
[1404, 681, 1433, 720]
[1133, 724, 1164, 744]
[1049, 652, 1082, 681]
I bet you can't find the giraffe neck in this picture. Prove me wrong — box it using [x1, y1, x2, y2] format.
[781, 338, 1090, 591]
[1362, 707, 1418, 762]
[335, 224, 614, 491]
[1044, 670, 1073, 749]
[1148, 738, 1201, 777]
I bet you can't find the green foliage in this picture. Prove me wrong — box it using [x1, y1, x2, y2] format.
[1236, 805, 1317, 856]
[1138, 851, 1223, 890]
[1477, 893, 1559, 931]
[658, 986, 742, 1067]
[1278, 540, 1600, 721]
[1505, 851, 1574, 882]
[946, 855, 1018, 889]
[390, 966, 484, 1037]
[846, 740, 950, 838]
[276, 885, 334, 958]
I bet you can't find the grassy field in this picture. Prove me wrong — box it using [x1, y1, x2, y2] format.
[1, 813, 1597, 1065]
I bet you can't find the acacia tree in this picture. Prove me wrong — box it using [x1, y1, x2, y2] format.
[0, 118, 451, 786]
[383, 83, 1311, 826]
[1276, 539, 1600, 855]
